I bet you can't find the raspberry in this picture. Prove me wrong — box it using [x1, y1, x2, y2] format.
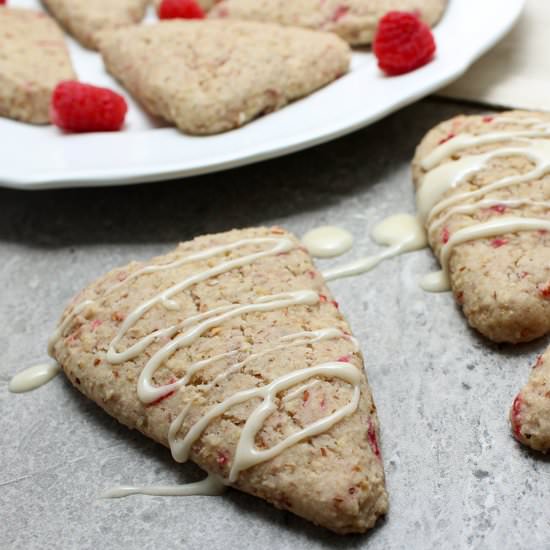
[158, 0, 205, 19]
[373, 11, 436, 76]
[50, 81, 127, 132]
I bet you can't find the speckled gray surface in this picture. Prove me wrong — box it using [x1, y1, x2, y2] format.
[2, 99, 549, 550]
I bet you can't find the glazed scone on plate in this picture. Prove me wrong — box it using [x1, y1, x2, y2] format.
[41, 0, 149, 50]
[412, 111, 550, 343]
[49, 227, 388, 534]
[208, 0, 447, 46]
[511, 347, 550, 453]
[0, 7, 76, 124]
[97, 20, 351, 135]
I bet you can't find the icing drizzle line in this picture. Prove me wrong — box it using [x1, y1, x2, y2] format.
[417, 116, 550, 291]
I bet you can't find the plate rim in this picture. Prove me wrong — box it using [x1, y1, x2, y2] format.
[1, 0, 526, 190]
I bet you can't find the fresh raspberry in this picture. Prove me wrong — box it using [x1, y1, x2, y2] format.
[50, 81, 127, 132]
[158, 0, 205, 19]
[373, 11, 436, 76]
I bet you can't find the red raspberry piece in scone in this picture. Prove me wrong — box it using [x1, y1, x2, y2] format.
[97, 20, 351, 135]
[41, 0, 149, 50]
[413, 111, 550, 343]
[0, 7, 76, 124]
[208, 0, 447, 46]
[511, 347, 550, 452]
[50, 81, 128, 132]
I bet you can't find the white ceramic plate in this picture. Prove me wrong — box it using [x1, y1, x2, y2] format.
[1, 0, 525, 190]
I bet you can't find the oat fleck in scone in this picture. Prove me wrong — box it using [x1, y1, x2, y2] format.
[511, 347, 550, 453]
[0, 7, 76, 125]
[413, 111, 550, 343]
[98, 20, 351, 135]
[49, 227, 388, 534]
[208, 0, 447, 46]
[41, 0, 149, 50]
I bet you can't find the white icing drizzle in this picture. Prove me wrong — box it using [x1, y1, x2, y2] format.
[136, 291, 319, 403]
[8, 362, 61, 393]
[439, 217, 550, 276]
[46, 235, 359, 498]
[322, 214, 427, 282]
[419, 271, 448, 293]
[101, 473, 226, 499]
[107, 237, 294, 361]
[106, 237, 292, 295]
[168, 362, 361, 482]
[417, 116, 550, 292]
[418, 140, 550, 224]
[429, 198, 550, 233]
[301, 226, 353, 258]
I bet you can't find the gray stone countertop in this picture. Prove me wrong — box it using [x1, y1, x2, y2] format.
[1, 99, 549, 550]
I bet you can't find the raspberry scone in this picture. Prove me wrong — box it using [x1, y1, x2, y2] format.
[41, 0, 149, 50]
[511, 348, 550, 453]
[208, 0, 447, 46]
[412, 111, 550, 343]
[48, 227, 388, 534]
[0, 7, 76, 124]
[98, 20, 350, 135]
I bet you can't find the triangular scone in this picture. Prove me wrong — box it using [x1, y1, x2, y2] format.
[98, 20, 350, 135]
[0, 7, 76, 124]
[208, 0, 447, 46]
[412, 111, 550, 343]
[41, 0, 149, 50]
[511, 347, 550, 452]
[49, 227, 388, 533]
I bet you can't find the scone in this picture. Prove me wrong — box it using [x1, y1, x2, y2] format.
[41, 0, 149, 50]
[0, 7, 76, 124]
[208, 0, 447, 46]
[511, 347, 550, 452]
[412, 111, 550, 343]
[97, 20, 351, 135]
[48, 227, 388, 534]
